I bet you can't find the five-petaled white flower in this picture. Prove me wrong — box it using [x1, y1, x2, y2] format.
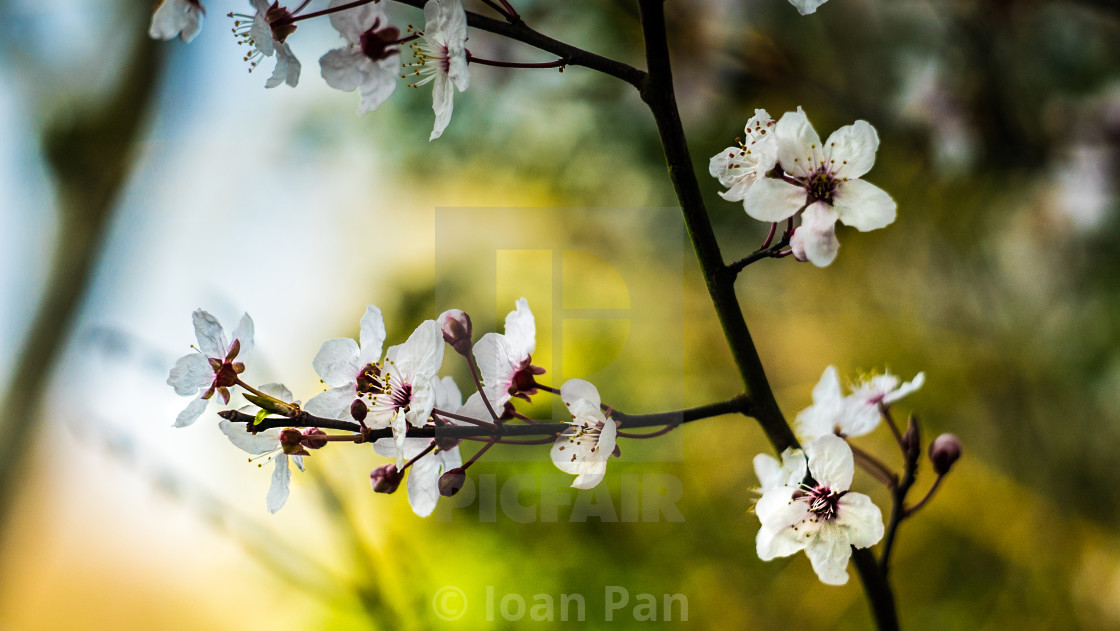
[405, 0, 469, 140]
[366, 320, 445, 467]
[373, 376, 463, 517]
[755, 435, 884, 585]
[796, 366, 925, 440]
[167, 309, 254, 428]
[319, 0, 401, 114]
[304, 305, 387, 421]
[473, 297, 543, 413]
[230, 0, 302, 88]
[550, 379, 618, 490]
[740, 107, 897, 267]
[709, 109, 778, 204]
[218, 383, 305, 513]
[149, 0, 205, 43]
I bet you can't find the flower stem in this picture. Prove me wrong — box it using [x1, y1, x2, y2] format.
[401, 441, 436, 472]
[432, 407, 498, 430]
[465, 354, 501, 421]
[282, 0, 377, 24]
[903, 474, 943, 517]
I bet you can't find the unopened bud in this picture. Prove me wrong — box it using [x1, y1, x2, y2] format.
[901, 415, 921, 463]
[350, 398, 368, 423]
[438, 467, 467, 497]
[929, 433, 961, 475]
[439, 309, 473, 356]
[279, 428, 303, 447]
[435, 435, 461, 452]
[370, 464, 403, 494]
[302, 427, 327, 449]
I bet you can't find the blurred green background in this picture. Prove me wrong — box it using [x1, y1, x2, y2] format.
[0, 0, 1117, 628]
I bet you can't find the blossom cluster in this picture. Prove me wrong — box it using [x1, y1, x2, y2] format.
[167, 301, 619, 515]
[150, 0, 470, 139]
[710, 107, 898, 267]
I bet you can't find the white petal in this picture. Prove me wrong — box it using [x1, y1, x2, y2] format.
[429, 73, 454, 141]
[755, 485, 808, 531]
[560, 378, 602, 412]
[266, 455, 292, 513]
[174, 396, 209, 428]
[191, 309, 227, 358]
[804, 435, 854, 491]
[456, 392, 492, 422]
[833, 179, 897, 232]
[292, 454, 305, 473]
[388, 320, 444, 378]
[775, 107, 823, 179]
[328, 0, 383, 43]
[250, 14, 275, 57]
[741, 177, 806, 223]
[805, 527, 852, 585]
[304, 386, 355, 420]
[434, 375, 462, 411]
[391, 409, 408, 469]
[358, 305, 387, 366]
[796, 366, 846, 439]
[884, 372, 925, 404]
[788, 0, 829, 15]
[320, 47, 367, 93]
[472, 333, 516, 409]
[447, 50, 470, 92]
[149, 0, 203, 43]
[405, 377, 437, 427]
[798, 201, 840, 267]
[825, 120, 879, 179]
[756, 522, 808, 561]
[312, 338, 361, 388]
[219, 420, 282, 454]
[230, 313, 254, 358]
[838, 492, 885, 549]
[357, 57, 400, 114]
[256, 382, 294, 403]
[406, 452, 442, 517]
[504, 298, 536, 360]
[266, 42, 301, 89]
[167, 353, 214, 395]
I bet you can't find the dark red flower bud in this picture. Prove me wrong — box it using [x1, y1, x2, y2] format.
[370, 464, 403, 494]
[302, 427, 327, 450]
[350, 398, 369, 422]
[438, 467, 467, 497]
[929, 433, 961, 475]
[901, 415, 921, 463]
[439, 309, 473, 356]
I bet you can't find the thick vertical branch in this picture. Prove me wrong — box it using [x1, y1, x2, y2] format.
[633, 0, 795, 454]
[633, 2, 899, 629]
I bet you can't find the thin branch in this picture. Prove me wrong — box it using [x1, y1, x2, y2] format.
[218, 393, 751, 438]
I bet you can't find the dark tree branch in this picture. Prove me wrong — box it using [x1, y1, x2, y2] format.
[218, 393, 751, 437]
[389, 0, 647, 88]
[633, 2, 898, 629]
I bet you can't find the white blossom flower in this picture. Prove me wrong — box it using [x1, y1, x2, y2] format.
[550, 379, 618, 490]
[373, 376, 462, 517]
[367, 320, 445, 466]
[788, 0, 829, 16]
[319, 0, 401, 114]
[743, 107, 897, 267]
[230, 0, 302, 88]
[709, 109, 778, 204]
[796, 366, 925, 440]
[472, 298, 542, 412]
[755, 435, 884, 585]
[405, 0, 469, 140]
[167, 309, 254, 428]
[217, 383, 304, 513]
[149, 0, 205, 43]
[304, 305, 387, 421]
